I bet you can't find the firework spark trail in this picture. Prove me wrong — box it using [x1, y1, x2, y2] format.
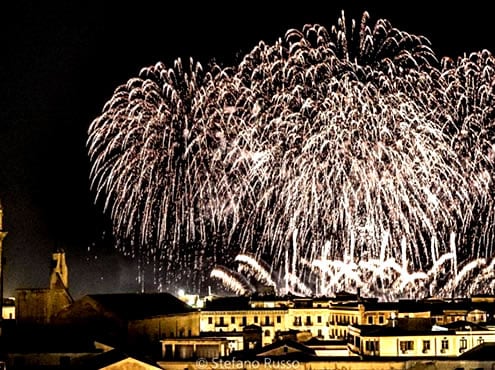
[88, 11, 495, 297]
[235, 253, 277, 288]
[210, 266, 255, 295]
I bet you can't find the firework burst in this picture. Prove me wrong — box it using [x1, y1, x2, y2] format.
[88, 11, 495, 297]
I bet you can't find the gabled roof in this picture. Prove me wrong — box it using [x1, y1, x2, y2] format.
[256, 339, 316, 357]
[87, 293, 195, 320]
[72, 348, 161, 369]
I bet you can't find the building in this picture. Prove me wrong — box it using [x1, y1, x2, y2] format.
[54, 292, 199, 353]
[16, 249, 73, 325]
[348, 319, 495, 358]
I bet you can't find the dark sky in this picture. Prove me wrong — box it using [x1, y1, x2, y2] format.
[1, 1, 493, 298]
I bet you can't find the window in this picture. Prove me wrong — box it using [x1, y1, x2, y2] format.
[264, 330, 270, 337]
[367, 316, 373, 324]
[188, 329, 192, 337]
[276, 316, 281, 323]
[441, 338, 449, 352]
[305, 316, 312, 325]
[265, 316, 270, 325]
[317, 329, 322, 338]
[422, 340, 431, 353]
[219, 317, 224, 325]
[254, 316, 258, 323]
[231, 317, 235, 324]
[208, 317, 213, 324]
[399, 340, 414, 352]
[378, 315, 384, 324]
[365, 340, 379, 352]
[477, 337, 484, 345]
[459, 337, 467, 351]
[242, 316, 247, 326]
[317, 316, 322, 323]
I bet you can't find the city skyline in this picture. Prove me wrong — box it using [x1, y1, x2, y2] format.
[1, 1, 495, 298]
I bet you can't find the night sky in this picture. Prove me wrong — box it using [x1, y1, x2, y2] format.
[1, 1, 494, 298]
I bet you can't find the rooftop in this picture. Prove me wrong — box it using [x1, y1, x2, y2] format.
[87, 292, 195, 320]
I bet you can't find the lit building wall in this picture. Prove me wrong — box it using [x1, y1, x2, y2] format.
[328, 305, 360, 339]
[200, 309, 288, 346]
[362, 309, 397, 325]
[348, 326, 495, 357]
[287, 307, 330, 339]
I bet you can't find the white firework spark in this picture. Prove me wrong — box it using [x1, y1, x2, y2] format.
[88, 11, 495, 297]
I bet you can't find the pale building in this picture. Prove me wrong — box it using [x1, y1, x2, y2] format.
[348, 319, 495, 357]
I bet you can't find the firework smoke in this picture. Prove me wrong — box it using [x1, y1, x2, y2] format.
[88, 11, 495, 297]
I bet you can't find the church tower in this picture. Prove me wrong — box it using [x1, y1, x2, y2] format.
[0, 200, 7, 325]
[49, 248, 68, 290]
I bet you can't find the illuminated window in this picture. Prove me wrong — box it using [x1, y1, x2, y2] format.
[459, 337, 467, 351]
[422, 340, 430, 353]
[365, 340, 379, 352]
[441, 338, 449, 352]
[400, 340, 414, 352]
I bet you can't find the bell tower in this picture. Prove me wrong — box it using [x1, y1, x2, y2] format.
[49, 248, 68, 290]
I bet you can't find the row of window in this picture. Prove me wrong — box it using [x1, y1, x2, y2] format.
[206, 315, 325, 326]
[207, 316, 283, 326]
[399, 337, 484, 353]
[329, 313, 386, 325]
[293, 315, 323, 325]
